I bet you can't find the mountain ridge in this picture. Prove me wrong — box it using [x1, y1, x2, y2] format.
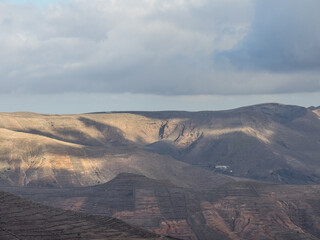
[1, 103, 320, 240]
[0, 103, 319, 186]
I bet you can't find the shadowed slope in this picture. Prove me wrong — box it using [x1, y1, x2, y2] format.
[0, 174, 232, 240]
[3, 173, 320, 240]
[138, 104, 320, 184]
[0, 189, 177, 240]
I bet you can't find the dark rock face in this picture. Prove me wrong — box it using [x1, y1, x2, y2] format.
[0, 189, 175, 240]
[3, 173, 320, 240]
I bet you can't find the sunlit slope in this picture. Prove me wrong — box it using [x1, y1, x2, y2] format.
[311, 106, 320, 117]
[0, 114, 232, 188]
[0, 103, 319, 185]
[0, 112, 163, 146]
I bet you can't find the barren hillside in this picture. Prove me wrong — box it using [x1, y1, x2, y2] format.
[0, 112, 233, 189]
[1, 103, 320, 240]
[0, 103, 320, 186]
[4, 173, 320, 240]
[0, 188, 176, 240]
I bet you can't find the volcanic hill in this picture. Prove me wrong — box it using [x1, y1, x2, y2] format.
[0, 103, 319, 186]
[0, 103, 320, 240]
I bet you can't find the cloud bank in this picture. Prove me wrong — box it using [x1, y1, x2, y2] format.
[219, 0, 320, 72]
[0, 0, 319, 97]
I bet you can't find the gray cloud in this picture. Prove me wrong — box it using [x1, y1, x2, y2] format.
[0, 0, 319, 97]
[218, 0, 320, 72]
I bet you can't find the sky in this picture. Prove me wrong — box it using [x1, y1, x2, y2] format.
[0, 0, 319, 113]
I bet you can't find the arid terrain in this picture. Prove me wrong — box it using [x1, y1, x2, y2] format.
[3, 173, 320, 240]
[0, 188, 175, 240]
[0, 103, 320, 240]
[0, 103, 319, 187]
